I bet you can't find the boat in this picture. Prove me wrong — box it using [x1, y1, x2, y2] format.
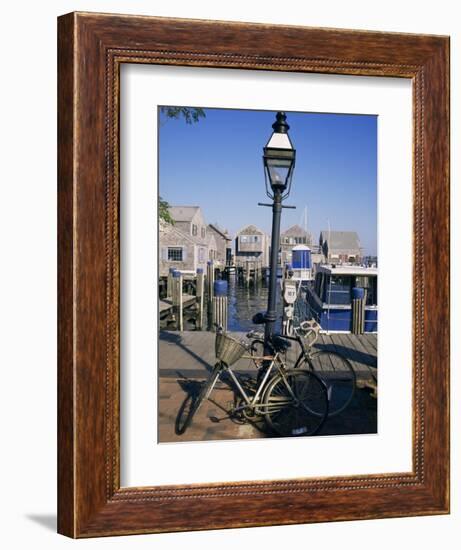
[305, 264, 378, 333]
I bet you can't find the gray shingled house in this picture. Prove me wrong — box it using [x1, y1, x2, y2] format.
[234, 224, 270, 267]
[280, 224, 313, 266]
[158, 206, 210, 276]
[169, 206, 208, 241]
[207, 223, 232, 265]
[319, 230, 362, 264]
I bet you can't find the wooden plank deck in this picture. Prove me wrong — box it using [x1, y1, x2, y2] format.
[159, 331, 377, 386]
[159, 295, 196, 314]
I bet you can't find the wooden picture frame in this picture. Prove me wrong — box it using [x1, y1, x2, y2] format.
[57, 12, 450, 537]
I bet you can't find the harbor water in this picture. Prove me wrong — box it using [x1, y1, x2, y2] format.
[160, 271, 311, 332]
[226, 275, 282, 333]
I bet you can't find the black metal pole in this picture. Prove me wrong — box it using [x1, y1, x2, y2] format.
[264, 188, 283, 352]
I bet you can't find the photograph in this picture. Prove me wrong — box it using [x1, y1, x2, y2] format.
[157, 106, 378, 442]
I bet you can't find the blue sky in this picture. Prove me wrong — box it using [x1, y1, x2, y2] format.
[158, 107, 377, 256]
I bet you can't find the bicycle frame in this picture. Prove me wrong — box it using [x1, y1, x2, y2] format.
[218, 351, 285, 416]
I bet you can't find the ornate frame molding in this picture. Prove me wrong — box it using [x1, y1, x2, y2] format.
[58, 12, 449, 537]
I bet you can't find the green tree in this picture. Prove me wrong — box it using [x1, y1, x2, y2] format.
[159, 196, 174, 224]
[159, 107, 206, 126]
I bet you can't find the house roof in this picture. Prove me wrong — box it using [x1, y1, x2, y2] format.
[159, 219, 197, 245]
[208, 223, 232, 241]
[169, 206, 200, 222]
[319, 230, 361, 251]
[160, 219, 210, 246]
[236, 224, 267, 236]
[281, 224, 311, 237]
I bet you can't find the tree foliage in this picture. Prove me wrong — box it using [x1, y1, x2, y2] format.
[159, 107, 206, 125]
[159, 196, 174, 224]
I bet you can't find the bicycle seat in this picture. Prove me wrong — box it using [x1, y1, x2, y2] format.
[271, 334, 291, 353]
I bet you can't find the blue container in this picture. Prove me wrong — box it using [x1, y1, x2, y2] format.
[214, 279, 228, 297]
[352, 287, 365, 299]
[292, 246, 312, 269]
[196, 268, 204, 274]
[172, 270, 181, 278]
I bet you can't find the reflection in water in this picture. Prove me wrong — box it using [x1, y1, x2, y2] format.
[227, 274, 282, 333]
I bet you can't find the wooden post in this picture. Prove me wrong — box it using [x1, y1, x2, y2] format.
[196, 268, 205, 330]
[206, 260, 215, 297]
[352, 287, 366, 334]
[172, 270, 183, 331]
[206, 260, 215, 329]
[167, 267, 174, 298]
[212, 280, 228, 331]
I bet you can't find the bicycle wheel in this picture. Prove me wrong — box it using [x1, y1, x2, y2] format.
[305, 351, 356, 417]
[263, 369, 328, 437]
[176, 362, 222, 434]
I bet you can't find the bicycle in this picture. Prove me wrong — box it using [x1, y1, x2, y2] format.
[249, 319, 356, 417]
[178, 326, 329, 437]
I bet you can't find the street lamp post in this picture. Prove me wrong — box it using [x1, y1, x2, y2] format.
[261, 112, 296, 352]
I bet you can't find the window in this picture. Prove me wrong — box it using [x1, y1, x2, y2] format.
[240, 234, 260, 244]
[201, 227, 206, 238]
[325, 275, 353, 305]
[199, 248, 205, 262]
[192, 224, 197, 236]
[168, 247, 183, 262]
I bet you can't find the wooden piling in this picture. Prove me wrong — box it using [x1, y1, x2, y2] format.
[206, 260, 215, 298]
[352, 289, 366, 334]
[212, 280, 228, 331]
[245, 260, 251, 286]
[172, 270, 183, 331]
[206, 261, 215, 329]
[167, 267, 174, 298]
[196, 268, 205, 330]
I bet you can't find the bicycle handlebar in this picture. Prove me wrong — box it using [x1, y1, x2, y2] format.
[293, 320, 320, 346]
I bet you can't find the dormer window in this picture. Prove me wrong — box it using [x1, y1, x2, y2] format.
[192, 224, 197, 236]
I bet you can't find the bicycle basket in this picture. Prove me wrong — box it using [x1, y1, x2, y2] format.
[215, 332, 248, 366]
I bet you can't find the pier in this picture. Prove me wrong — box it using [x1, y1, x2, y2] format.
[158, 330, 377, 442]
[159, 295, 196, 316]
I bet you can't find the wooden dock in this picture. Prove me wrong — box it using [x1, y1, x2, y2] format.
[159, 295, 196, 315]
[159, 330, 377, 388]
